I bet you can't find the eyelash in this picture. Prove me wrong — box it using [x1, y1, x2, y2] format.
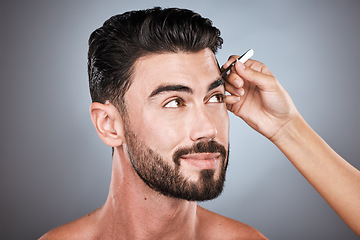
[208, 93, 225, 103]
[163, 93, 225, 108]
[164, 98, 185, 108]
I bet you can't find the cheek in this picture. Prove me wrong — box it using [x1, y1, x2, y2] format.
[213, 107, 230, 141]
[139, 113, 186, 154]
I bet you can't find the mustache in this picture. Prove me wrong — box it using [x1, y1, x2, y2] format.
[173, 141, 227, 166]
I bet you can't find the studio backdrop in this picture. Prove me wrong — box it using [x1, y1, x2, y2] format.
[1, 1, 359, 239]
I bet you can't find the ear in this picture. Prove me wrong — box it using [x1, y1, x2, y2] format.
[90, 101, 125, 147]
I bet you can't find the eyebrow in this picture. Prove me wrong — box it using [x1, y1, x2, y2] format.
[149, 85, 193, 98]
[208, 78, 225, 92]
[148, 78, 225, 99]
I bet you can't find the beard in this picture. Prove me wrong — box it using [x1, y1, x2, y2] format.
[123, 124, 229, 202]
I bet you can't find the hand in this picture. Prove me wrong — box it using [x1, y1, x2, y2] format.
[223, 57, 360, 236]
[223, 56, 298, 140]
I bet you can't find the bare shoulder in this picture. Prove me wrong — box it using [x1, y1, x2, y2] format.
[39, 210, 98, 240]
[196, 205, 268, 240]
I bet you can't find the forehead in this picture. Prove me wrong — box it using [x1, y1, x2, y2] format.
[129, 48, 220, 95]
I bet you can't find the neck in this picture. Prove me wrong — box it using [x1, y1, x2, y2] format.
[96, 146, 198, 240]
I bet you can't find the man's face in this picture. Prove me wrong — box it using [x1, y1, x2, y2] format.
[122, 48, 229, 201]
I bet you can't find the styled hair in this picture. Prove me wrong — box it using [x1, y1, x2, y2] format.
[88, 7, 223, 113]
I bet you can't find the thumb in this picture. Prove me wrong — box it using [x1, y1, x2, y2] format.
[235, 59, 277, 91]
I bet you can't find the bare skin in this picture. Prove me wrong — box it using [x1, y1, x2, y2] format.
[224, 57, 360, 236]
[40, 148, 266, 240]
[40, 49, 360, 239]
[40, 49, 267, 239]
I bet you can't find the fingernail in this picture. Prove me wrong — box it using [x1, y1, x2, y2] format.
[234, 79, 241, 88]
[240, 88, 245, 96]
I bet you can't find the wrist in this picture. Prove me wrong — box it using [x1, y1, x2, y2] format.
[270, 112, 308, 149]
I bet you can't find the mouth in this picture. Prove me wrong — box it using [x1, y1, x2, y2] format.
[180, 152, 221, 169]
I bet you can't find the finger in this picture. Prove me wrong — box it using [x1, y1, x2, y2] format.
[221, 55, 240, 71]
[225, 95, 241, 104]
[235, 59, 278, 91]
[245, 59, 273, 76]
[226, 71, 244, 89]
[225, 81, 245, 96]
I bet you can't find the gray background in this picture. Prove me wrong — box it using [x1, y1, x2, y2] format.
[1, 0, 359, 239]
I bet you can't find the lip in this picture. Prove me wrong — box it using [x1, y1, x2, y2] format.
[180, 153, 221, 169]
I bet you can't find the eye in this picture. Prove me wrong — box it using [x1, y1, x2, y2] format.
[164, 98, 185, 108]
[208, 93, 225, 103]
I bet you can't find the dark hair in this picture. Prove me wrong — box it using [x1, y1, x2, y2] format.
[88, 7, 223, 113]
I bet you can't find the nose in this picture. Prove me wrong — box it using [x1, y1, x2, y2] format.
[190, 107, 218, 142]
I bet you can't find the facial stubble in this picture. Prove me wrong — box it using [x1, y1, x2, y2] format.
[123, 120, 229, 202]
